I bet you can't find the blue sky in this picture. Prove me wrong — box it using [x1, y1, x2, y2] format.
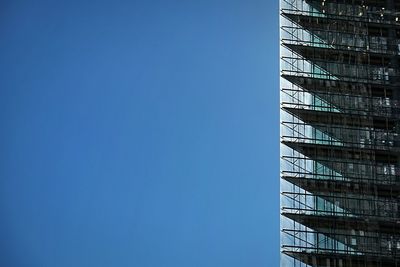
[0, 1, 279, 266]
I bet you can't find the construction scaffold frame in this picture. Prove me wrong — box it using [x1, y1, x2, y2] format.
[280, 0, 400, 266]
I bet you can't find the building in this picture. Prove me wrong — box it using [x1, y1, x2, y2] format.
[280, 0, 400, 266]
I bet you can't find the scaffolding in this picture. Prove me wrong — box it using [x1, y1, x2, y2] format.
[280, 0, 400, 266]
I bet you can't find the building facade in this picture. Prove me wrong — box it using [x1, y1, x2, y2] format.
[280, 0, 400, 266]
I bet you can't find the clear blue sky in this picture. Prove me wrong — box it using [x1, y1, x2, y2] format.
[0, 1, 279, 266]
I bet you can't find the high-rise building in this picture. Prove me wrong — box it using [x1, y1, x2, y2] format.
[280, 0, 400, 266]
